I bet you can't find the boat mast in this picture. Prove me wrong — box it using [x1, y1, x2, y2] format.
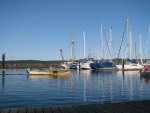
[71, 24, 75, 62]
[98, 46, 100, 63]
[145, 27, 150, 58]
[109, 26, 113, 62]
[129, 30, 132, 59]
[135, 43, 137, 60]
[140, 34, 143, 64]
[126, 18, 130, 59]
[101, 25, 105, 59]
[89, 38, 92, 60]
[83, 31, 85, 58]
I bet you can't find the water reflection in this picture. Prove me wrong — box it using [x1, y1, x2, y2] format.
[1, 70, 5, 93]
[116, 70, 139, 76]
[140, 76, 150, 85]
[91, 70, 115, 76]
[27, 74, 69, 79]
[1, 69, 150, 108]
[78, 70, 116, 103]
[1, 70, 5, 89]
[116, 70, 145, 102]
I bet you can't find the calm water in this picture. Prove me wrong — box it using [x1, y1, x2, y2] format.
[0, 69, 150, 108]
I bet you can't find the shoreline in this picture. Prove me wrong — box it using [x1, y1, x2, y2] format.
[0, 60, 62, 69]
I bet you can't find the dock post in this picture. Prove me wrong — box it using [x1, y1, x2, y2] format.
[2, 53, 5, 69]
[122, 59, 124, 71]
[79, 61, 80, 74]
[122, 59, 125, 79]
[79, 61, 80, 69]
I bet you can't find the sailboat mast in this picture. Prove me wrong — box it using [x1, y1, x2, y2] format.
[71, 24, 75, 62]
[140, 34, 143, 64]
[126, 18, 130, 59]
[83, 31, 85, 58]
[89, 38, 92, 60]
[101, 25, 104, 59]
[145, 27, 150, 58]
[129, 31, 132, 59]
[135, 43, 137, 60]
[98, 46, 100, 63]
[109, 26, 113, 62]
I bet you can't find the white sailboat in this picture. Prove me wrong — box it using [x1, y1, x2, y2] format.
[116, 18, 143, 70]
[79, 32, 94, 70]
[142, 27, 150, 66]
[61, 24, 78, 69]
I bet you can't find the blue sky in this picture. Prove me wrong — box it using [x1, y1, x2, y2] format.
[0, 0, 150, 61]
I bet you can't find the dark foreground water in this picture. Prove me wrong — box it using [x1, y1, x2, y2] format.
[0, 69, 150, 108]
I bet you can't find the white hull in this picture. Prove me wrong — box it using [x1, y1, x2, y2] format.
[27, 68, 70, 76]
[80, 62, 92, 70]
[116, 63, 143, 70]
[61, 61, 79, 69]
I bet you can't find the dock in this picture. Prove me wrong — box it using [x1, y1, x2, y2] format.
[1, 100, 150, 113]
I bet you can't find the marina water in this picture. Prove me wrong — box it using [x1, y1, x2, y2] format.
[0, 69, 150, 108]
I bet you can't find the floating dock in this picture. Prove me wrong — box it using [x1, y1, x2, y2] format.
[1, 100, 150, 113]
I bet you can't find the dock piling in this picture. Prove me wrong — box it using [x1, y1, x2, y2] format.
[2, 53, 5, 69]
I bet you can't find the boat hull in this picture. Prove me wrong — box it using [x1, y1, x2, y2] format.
[80, 63, 92, 70]
[27, 68, 70, 76]
[140, 70, 150, 77]
[116, 64, 143, 70]
[90, 62, 114, 70]
[52, 70, 70, 75]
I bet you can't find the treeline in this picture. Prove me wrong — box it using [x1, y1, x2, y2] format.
[0, 58, 146, 69]
[0, 60, 62, 69]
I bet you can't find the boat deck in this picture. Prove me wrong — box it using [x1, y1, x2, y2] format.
[1, 100, 150, 113]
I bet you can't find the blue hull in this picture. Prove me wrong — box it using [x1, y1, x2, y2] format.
[90, 62, 113, 69]
[68, 64, 78, 69]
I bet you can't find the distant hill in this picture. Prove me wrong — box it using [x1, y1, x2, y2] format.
[1, 60, 62, 64]
[0, 60, 63, 68]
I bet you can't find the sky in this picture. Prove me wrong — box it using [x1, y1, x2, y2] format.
[0, 0, 150, 61]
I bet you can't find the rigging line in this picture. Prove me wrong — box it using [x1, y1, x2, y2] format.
[117, 20, 128, 61]
[103, 27, 111, 56]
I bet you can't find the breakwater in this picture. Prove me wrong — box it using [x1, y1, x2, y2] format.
[0, 60, 62, 69]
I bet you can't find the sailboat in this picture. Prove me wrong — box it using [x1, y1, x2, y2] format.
[61, 24, 78, 69]
[90, 25, 114, 70]
[78, 32, 94, 70]
[116, 19, 143, 70]
[139, 28, 150, 76]
[142, 27, 150, 66]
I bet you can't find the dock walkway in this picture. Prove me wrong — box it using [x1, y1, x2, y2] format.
[1, 100, 150, 113]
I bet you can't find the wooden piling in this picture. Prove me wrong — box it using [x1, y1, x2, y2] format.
[122, 59, 124, 71]
[2, 53, 5, 69]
